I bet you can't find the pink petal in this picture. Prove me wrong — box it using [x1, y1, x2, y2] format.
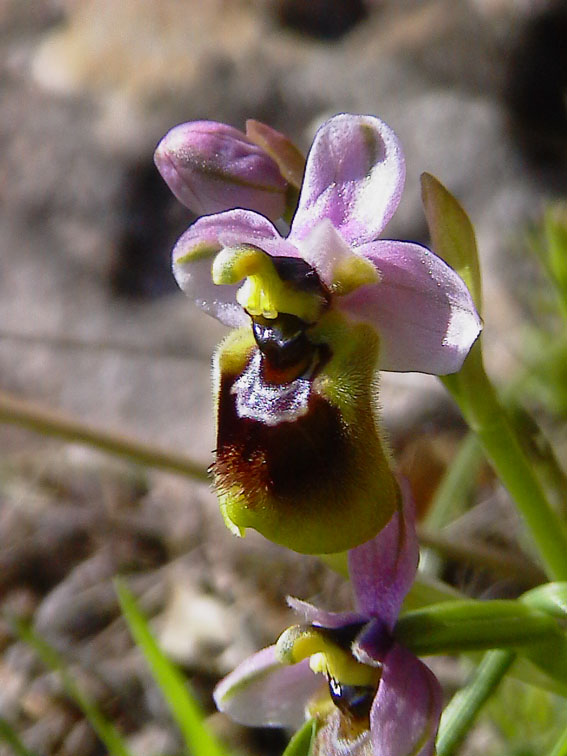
[352, 617, 394, 668]
[290, 114, 405, 248]
[348, 483, 419, 629]
[295, 218, 358, 289]
[214, 645, 322, 729]
[287, 596, 366, 630]
[370, 644, 442, 756]
[172, 209, 296, 327]
[339, 240, 482, 374]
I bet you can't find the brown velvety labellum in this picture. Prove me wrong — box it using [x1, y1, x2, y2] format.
[213, 365, 349, 510]
[211, 320, 398, 553]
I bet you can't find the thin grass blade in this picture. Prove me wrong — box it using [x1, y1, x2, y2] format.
[115, 580, 230, 756]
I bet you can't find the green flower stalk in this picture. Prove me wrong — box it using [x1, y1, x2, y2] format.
[421, 173, 567, 582]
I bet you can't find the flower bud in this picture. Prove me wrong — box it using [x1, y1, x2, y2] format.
[154, 121, 289, 221]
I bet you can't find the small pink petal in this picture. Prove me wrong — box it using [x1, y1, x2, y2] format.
[351, 617, 394, 668]
[290, 114, 405, 247]
[370, 644, 442, 756]
[214, 646, 322, 729]
[348, 483, 418, 629]
[287, 596, 366, 629]
[340, 240, 482, 374]
[172, 209, 294, 327]
[296, 218, 357, 289]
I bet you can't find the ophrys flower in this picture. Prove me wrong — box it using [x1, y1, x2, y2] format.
[159, 113, 482, 553]
[214, 489, 442, 756]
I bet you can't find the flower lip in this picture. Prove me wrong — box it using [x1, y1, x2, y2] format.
[212, 314, 398, 553]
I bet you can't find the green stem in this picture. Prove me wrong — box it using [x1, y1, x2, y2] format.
[0, 716, 37, 756]
[436, 650, 515, 756]
[442, 343, 567, 582]
[12, 619, 134, 756]
[0, 328, 197, 360]
[395, 599, 560, 656]
[547, 723, 567, 756]
[420, 433, 483, 577]
[0, 389, 209, 483]
[417, 527, 545, 586]
[424, 433, 483, 530]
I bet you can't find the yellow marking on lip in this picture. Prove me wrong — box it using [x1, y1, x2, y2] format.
[330, 254, 379, 296]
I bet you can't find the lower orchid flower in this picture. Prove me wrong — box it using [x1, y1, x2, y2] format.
[157, 112, 482, 554]
[214, 488, 442, 756]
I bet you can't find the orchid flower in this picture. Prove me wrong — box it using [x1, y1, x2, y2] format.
[157, 113, 482, 554]
[214, 490, 443, 756]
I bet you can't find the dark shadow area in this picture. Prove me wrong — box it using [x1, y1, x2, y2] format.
[111, 161, 192, 299]
[275, 0, 368, 40]
[505, 1, 567, 187]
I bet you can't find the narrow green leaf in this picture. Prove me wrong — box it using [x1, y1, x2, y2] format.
[543, 204, 567, 318]
[436, 650, 514, 756]
[12, 620, 133, 756]
[115, 580, 230, 756]
[522, 583, 567, 619]
[396, 599, 560, 655]
[442, 342, 567, 583]
[511, 656, 567, 698]
[0, 716, 39, 756]
[282, 718, 318, 756]
[424, 433, 483, 531]
[402, 574, 462, 611]
[521, 634, 567, 696]
[421, 172, 482, 313]
[546, 720, 567, 756]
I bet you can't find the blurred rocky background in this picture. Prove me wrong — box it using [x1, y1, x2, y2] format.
[1, 1, 567, 754]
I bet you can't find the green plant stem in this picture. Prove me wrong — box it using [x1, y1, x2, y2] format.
[0, 716, 37, 756]
[282, 718, 318, 756]
[522, 582, 567, 619]
[395, 599, 560, 655]
[424, 433, 483, 530]
[417, 527, 545, 586]
[0, 389, 209, 482]
[547, 722, 567, 756]
[116, 581, 229, 756]
[442, 343, 567, 582]
[436, 650, 515, 756]
[0, 327, 197, 360]
[420, 433, 483, 577]
[12, 620, 133, 756]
